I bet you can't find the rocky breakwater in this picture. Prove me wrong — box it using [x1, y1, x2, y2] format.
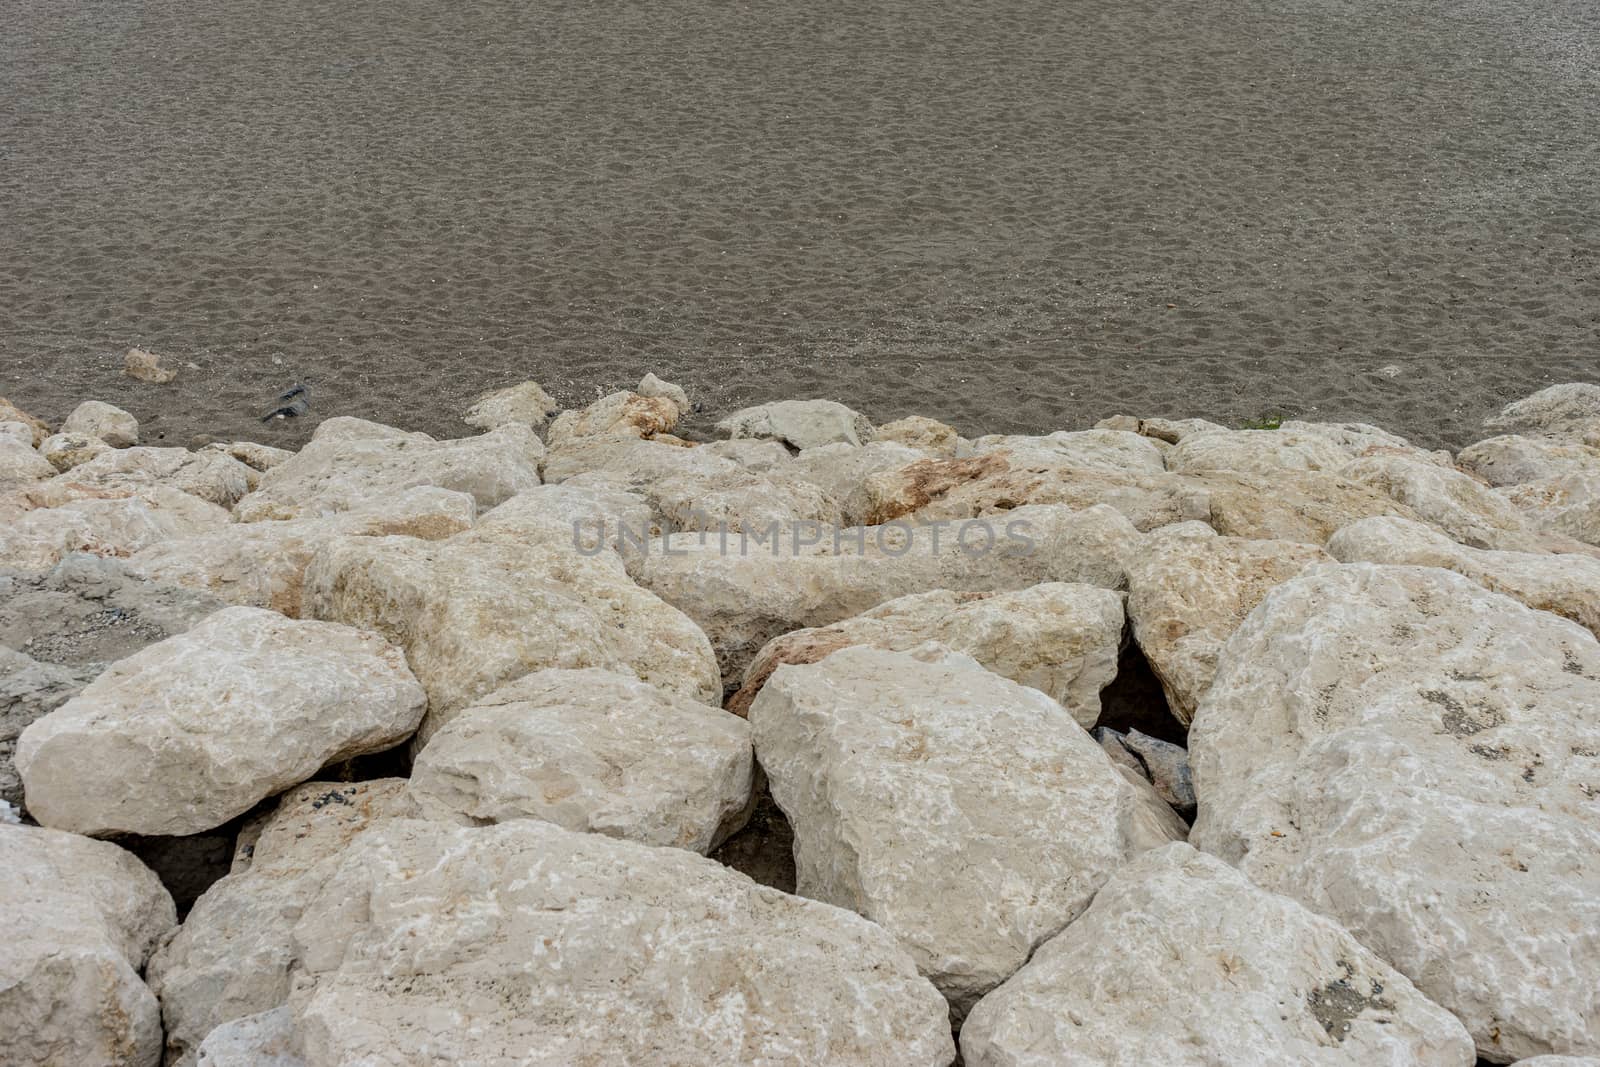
[0, 377, 1597, 1065]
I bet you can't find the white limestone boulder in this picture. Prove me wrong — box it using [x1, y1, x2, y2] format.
[38, 430, 114, 471]
[410, 668, 752, 852]
[233, 419, 542, 521]
[1167, 428, 1354, 474]
[751, 646, 1183, 1018]
[637, 503, 1138, 681]
[1189, 564, 1600, 1061]
[463, 379, 560, 433]
[61, 399, 139, 447]
[787, 440, 926, 526]
[1279, 419, 1454, 466]
[0, 484, 232, 571]
[1458, 434, 1600, 487]
[51, 445, 256, 507]
[0, 397, 51, 447]
[1501, 471, 1600, 547]
[1125, 521, 1332, 723]
[0, 437, 55, 486]
[16, 606, 425, 836]
[282, 818, 955, 1065]
[545, 388, 683, 448]
[960, 843, 1476, 1067]
[717, 398, 874, 449]
[1328, 515, 1600, 640]
[1339, 452, 1561, 552]
[127, 486, 475, 616]
[194, 1008, 302, 1067]
[700, 437, 794, 471]
[971, 428, 1168, 473]
[1, 824, 176, 1067]
[874, 414, 962, 456]
[147, 779, 422, 1067]
[303, 487, 721, 740]
[727, 583, 1125, 726]
[1484, 383, 1600, 442]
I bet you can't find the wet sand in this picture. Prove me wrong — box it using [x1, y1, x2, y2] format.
[2, 0, 1598, 450]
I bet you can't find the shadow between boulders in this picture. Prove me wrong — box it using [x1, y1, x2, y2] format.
[1093, 629, 1187, 746]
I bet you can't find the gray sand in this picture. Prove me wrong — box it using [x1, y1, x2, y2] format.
[2, 0, 1598, 449]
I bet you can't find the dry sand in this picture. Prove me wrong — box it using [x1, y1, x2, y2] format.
[2, 0, 1598, 449]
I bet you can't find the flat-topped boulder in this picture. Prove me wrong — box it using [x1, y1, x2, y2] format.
[16, 606, 425, 836]
[1190, 564, 1600, 1061]
[0, 483, 232, 571]
[960, 843, 1475, 1067]
[410, 668, 753, 853]
[718, 398, 874, 449]
[1484, 383, 1600, 442]
[752, 646, 1183, 1018]
[728, 583, 1125, 726]
[233, 418, 542, 521]
[284, 819, 956, 1065]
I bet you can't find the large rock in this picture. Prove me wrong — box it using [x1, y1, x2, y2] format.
[1501, 471, 1600, 547]
[638, 503, 1138, 681]
[1339, 453, 1562, 552]
[960, 843, 1476, 1067]
[787, 441, 925, 526]
[127, 486, 475, 615]
[16, 606, 425, 836]
[282, 818, 955, 1065]
[545, 387, 683, 448]
[1125, 521, 1331, 723]
[61, 399, 139, 447]
[1484, 383, 1600, 442]
[197, 440, 296, 480]
[303, 486, 721, 739]
[1279, 419, 1453, 466]
[542, 432, 736, 486]
[0, 397, 50, 447]
[728, 584, 1125, 726]
[38, 430, 114, 471]
[0, 484, 232, 571]
[463, 379, 560, 434]
[50, 445, 256, 508]
[1095, 413, 1227, 443]
[410, 668, 752, 852]
[1189, 564, 1600, 1061]
[148, 779, 422, 1067]
[1167, 428, 1354, 474]
[718, 398, 874, 450]
[1, 824, 176, 1067]
[0, 437, 55, 486]
[1458, 435, 1600, 487]
[874, 415, 962, 456]
[1328, 516, 1600, 640]
[751, 646, 1183, 1017]
[971, 428, 1168, 473]
[194, 1008, 301, 1067]
[648, 462, 844, 534]
[233, 419, 542, 521]
[0, 647, 98, 810]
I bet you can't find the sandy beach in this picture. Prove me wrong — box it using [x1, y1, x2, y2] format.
[3, 0, 1598, 449]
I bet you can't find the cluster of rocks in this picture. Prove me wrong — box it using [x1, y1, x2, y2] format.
[2, 378, 1598, 1066]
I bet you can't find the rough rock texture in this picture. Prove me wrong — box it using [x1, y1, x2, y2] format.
[874, 415, 962, 456]
[303, 488, 721, 739]
[0, 397, 51, 447]
[0, 437, 56, 485]
[197, 439, 296, 476]
[960, 843, 1476, 1067]
[51, 445, 257, 507]
[39, 430, 114, 471]
[1189, 564, 1600, 1062]
[1196, 469, 1423, 543]
[1339, 453, 1560, 552]
[127, 486, 476, 616]
[751, 646, 1183, 1017]
[0, 647, 99, 809]
[648, 462, 844, 533]
[194, 1008, 301, 1067]
[0, 420, 34, 446]
[1458, 435, 1600, 487]
[410, 668, 752, 852]
[1, 824, 177, 1067]
[1484, 383, 1600, 441]
[148, 779, 422, 1067]
[718, 398, 874, 450]
[971, 428, 1168, 473]
[463, 379, 560, 433]
[545, 389, 683, 447]
[1096, 414, 1228, 443]
[1125, 521, 1330, 723]
[701, 437, 794, 471]
[61, 399, 139, 447]
[1328, 516, 1600, 639]
[284, 818, 956, 1065]
[1168, 428, 1355, 474]
[639, 503, 1138, 681]
[0, 484, 233, 571]
[1279, 420, 1454, 466]
[1117, 728, 1197, 819]
[728, 584, 1125, 726]
[16, 606, 426, 836]
[1508, 1059, 1600, 1067]
[787, 441, 926, 526]
[233, 419, 542, 521]
[542, 432, 738, 487]
[1501, 471, 1600, 547]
